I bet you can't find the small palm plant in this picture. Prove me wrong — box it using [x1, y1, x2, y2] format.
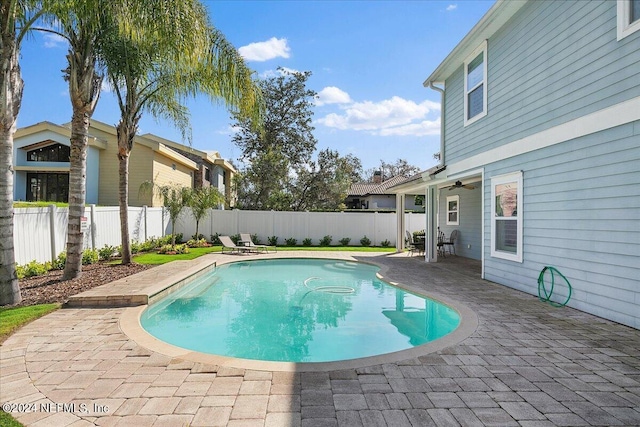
[189, 187, 225, 240]
[140, 182, 192, 247]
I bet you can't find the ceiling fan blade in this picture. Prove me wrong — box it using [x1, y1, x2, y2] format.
[463, 184, 475, 190]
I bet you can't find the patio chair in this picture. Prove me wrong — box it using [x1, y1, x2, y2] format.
[240, 233, 275, 253]
[441, 230, 458, 256]
[405, 231, 424, 256]
[219, 235, 248, 254]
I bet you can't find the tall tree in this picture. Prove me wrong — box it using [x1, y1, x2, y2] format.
[291, 150, 362, 211]
[189, 186, 224, 239]
[101, 0, 262, 264]
[232, 68, 317, 210]
[0, 0, 48, 305]
[364, 158, 421, 182]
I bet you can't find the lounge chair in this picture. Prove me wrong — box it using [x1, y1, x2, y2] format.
[219, 235, 248, 254]
[240, 233, 275, 253]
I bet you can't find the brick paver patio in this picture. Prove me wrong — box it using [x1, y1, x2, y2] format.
[1, 252, 639, 426]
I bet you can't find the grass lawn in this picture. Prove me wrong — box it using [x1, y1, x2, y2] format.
[0, 411, 23, 427]
[130, 245, 395, 265]
[0, 303, 60, 344]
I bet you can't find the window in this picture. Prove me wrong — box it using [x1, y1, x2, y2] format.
[27, 143, 70, 162]
[26, 173, 69, 202]
[617, 0, 640, 40]
[464, 41, 487, 126]
[446, 195, 459, 225]
[491, 171, 523, 262]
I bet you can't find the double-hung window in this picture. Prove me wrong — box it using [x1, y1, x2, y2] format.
[617, 0, 640, 40]
[463, 41, 487, 126]
[446, 195, 459, 225]
[491, 171, 523, 262]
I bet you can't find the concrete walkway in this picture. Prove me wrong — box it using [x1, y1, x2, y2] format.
[1, 252, 639, 426]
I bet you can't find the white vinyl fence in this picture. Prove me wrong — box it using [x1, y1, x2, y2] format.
[13, 206, 425, 265]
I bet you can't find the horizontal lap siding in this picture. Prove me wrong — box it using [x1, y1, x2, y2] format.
[438, 183, 482, 260]
[483, 123, 640, 328]
[444, 0, 640, 164]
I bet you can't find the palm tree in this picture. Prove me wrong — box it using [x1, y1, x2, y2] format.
[0, 0, 48, 305]
[189, 186, 225, 240]
[101, 1, 262, 264]
[42, 0, 108, 280]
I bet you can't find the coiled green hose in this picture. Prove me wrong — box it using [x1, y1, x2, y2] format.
[537, 266, 572, 307]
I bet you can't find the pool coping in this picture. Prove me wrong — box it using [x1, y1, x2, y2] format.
[118, 253, 479, 372]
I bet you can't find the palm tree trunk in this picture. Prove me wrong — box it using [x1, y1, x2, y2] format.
[0, 31, 23, 305]
[117, 127, 132, 265]
[63, 110, 90, 280]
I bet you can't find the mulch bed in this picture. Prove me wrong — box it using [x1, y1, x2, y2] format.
[7, 262, 154, 308]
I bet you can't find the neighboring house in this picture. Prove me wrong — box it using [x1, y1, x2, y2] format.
[346, 174, 422, 211]
[13, 120, 236, 207]
[392, 0, 640, 329]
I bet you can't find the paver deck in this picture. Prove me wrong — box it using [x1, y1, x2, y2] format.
[2, 251, 639, 426]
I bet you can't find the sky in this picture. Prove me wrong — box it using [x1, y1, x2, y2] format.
[17, 0, 495, 174]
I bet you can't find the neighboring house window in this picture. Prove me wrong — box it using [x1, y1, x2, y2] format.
[204, 167, 211, 182]
[463, 40, 488, 126]
[618, 0, 640, 40]
[27, 143, 70, 162]
[446, 195, 459, 225]
[26, 172, 69, 202]
[491, 171, 523, 262]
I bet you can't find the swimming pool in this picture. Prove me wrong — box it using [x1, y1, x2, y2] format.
[141, 258, 460, 363]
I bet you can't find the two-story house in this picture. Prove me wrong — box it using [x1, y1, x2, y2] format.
[13, 120, 236, 207]
[392, 0, 640, 329]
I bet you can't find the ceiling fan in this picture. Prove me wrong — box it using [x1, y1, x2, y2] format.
[448, 180, 475, 190]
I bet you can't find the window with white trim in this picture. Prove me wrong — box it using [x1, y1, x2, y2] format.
[463, 41, 487, 126]
[446, 195, 459, 225]
[617, 0, 640, 40]
[491, 171, 523, 262]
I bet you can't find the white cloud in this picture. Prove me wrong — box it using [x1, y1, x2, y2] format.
[317, 96, 440, 136]
[238, 37, 290, 62]
[316, 86, 352, 106]
[43, 33, 66, 48]
[446, 4, 458, 11]
[259, 67, 301, 79]
[101, 79, 112, 93]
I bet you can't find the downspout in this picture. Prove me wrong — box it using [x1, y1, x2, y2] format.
[428, 81, 445, 167]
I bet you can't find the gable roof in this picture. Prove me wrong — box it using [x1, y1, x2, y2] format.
[348, 175, 409, 197]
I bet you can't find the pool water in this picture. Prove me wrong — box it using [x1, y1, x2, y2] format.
[141, 259, 460, 363]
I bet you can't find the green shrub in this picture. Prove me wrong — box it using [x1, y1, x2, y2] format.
[360, 236, 371, 247]
[413, 230, 425, 241]
[230, 234, 241, 245]
[381, 239, 391, 247]
[268, 236, 279, 246]
[187, 238, 210, 248]
[130, 240, 142, 254]
[251, 234, 260, 244]
[285, 237, 297, 246]
[191, 233, 206, 241]
[302, 238, 313, 246]
[16, 260, 48, 279]
[52, 252, 66, 270]
[98, 245, 116, 261]
[82, 249, 99, 265]
[339, 237, 351, 246]
[210, 233, 222, 245]
[319, 235, 332, 246]
[157, 243, 191, 254]
[139, 239, 157, 252]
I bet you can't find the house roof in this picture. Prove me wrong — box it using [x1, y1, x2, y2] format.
[423, 0, 528, 85]
[348, 175, 409, 197]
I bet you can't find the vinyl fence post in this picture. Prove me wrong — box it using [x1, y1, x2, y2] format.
[143, 205, 148, 241]
[49, 204, 56, 262]
[90, 204, 96, 250]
